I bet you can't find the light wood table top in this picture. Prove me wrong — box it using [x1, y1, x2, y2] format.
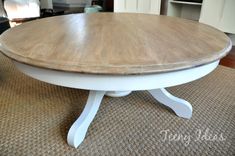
[0, 13, 232, 75]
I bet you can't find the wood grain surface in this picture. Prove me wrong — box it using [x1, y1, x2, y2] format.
[0, 13, 232, 75]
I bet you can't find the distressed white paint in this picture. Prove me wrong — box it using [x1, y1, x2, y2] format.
[114, 0, 161, 15]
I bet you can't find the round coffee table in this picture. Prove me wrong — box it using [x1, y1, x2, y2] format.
[0, 13, 232, 148]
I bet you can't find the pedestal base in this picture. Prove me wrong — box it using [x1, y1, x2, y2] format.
[67, 88, 192, 148]
[105, 91, 132, 97]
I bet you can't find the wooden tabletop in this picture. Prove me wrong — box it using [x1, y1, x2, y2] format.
[0, 13, 232, 75]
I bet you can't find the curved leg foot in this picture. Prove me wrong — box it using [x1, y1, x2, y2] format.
[148, 88, 192, 119]
[67, 90, 105, 148]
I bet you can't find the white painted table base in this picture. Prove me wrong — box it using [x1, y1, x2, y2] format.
[68, 88, 192, 147]
[148, 89, 192, 119]
[13, 60, 219, 148]
[67, 91, 105, 147]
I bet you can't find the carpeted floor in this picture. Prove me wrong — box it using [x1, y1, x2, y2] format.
[0, 53, 234, 156]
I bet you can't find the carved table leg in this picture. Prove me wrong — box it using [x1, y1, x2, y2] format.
[67, 90, 106, 148]
[148, 88, 192, 119]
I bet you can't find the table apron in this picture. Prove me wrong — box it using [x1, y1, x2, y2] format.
[13, 60, 219, 91]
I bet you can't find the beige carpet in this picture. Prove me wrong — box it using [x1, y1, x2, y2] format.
[0, 53, 234, 156]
